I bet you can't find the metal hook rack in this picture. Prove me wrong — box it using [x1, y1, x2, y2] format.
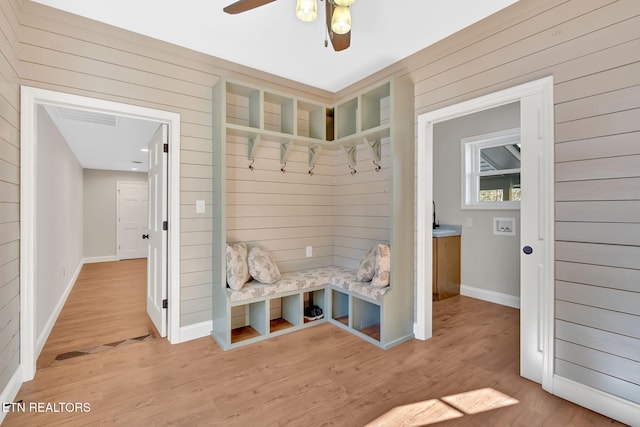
[349, 164, 357, 175]
[308, 164, 315, 176]
[373, 159, 381, 172]
[280, 161, 287, 174]
[248, 158, 255, 171]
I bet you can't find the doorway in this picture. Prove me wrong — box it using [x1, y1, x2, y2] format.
[415, 77, 555, 389]
[20, 86, 181, 381]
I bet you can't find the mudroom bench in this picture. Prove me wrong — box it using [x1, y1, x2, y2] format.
[212, 265, 397, 350]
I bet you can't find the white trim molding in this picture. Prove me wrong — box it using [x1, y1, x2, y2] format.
[20, 86, 182, 383]
[552, 375, 640, 427]
[0, 367, 23, 425]
[179, 321, 213, 343]
[460, 285, 520, 309]
[83, 256, 119, 264]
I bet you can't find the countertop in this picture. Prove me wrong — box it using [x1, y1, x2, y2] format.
[432, 224, 462, 237]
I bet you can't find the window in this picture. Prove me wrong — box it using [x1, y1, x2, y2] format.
[462, 128, 520, 209]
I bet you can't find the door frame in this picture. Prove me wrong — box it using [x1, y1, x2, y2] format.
[20, 86, 181, 381]
[415, 76, 555, 391]
[116, 181, 150, 260]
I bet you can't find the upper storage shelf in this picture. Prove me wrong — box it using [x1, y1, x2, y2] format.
[216, 78, 396, 155]
[221, 80, 330, 148]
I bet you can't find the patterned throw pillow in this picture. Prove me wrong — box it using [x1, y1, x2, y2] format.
[248, 246, 281, 284]
[371, 243, 391, 288]
[226, 242, 251, 290]
[356, 245, 378, 281]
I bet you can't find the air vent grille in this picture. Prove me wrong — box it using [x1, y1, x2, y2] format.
[54, 106, 117, 126]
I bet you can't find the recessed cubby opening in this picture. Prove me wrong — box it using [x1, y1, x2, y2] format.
[226, 82, 260, 129]
[230, 301, 267, 344]
[270, 294, 301, 333]
[361, 82, 391, 131]
[296, 100, 325, 140]
[264, 92, 294, 135]
[352, 298, 381, 341]
[332, 289, 349, 327]
[303, 289, 326, 324]
[336, 98, 358, 139]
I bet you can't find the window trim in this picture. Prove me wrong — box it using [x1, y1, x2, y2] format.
[461, 127, 521, 210]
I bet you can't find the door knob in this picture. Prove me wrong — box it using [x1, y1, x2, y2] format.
[522, 245, 533, 255]
[142, 234, 149, 239]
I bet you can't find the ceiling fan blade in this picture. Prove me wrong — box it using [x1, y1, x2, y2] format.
[325, 0, 351, 51]
[223, 0, 277, 14]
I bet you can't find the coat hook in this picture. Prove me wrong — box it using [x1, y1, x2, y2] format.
[280, 161, 287, 174]
[308, 164, 315, 176]
[373, 159, 381, 172]
[248, 158, 255, 171]
[349, 164, 357, 175]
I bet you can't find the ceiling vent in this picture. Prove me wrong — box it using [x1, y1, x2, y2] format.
[54, 106, 118, 126]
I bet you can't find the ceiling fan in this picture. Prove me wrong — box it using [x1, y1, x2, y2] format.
[223, 0, 354, 51]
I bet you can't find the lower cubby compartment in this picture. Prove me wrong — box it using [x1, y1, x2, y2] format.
[230, 300, 267, 344]
[332, 289, 350, 327]
[352, 297, 381, 341]
[270, 294, 301, 333]
[303, 289, 325, 324]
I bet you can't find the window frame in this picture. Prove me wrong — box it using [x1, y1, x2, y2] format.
[461, 127, 521, 210]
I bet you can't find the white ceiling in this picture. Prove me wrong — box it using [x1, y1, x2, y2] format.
[31, 0, 518, 92]
[43, 105, 160, 173]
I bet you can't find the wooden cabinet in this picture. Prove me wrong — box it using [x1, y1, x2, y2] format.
[432, 236, 461, 301]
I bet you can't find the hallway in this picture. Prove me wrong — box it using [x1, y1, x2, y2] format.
[36, 259, 157, 369]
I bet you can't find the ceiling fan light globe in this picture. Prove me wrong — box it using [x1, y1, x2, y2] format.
[334, 0, 355, 6]
[331, 6, 351, 34]
[296, 0, 318, 22]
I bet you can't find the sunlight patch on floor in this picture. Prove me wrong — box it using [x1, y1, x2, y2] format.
[365, 399, 463, 427]
[442, 387, 519, 414]
[366, 388, 519, 426]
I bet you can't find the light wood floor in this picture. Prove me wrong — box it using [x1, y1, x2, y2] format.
[6, 262, 624, 426]
[36, 258, 157, 369]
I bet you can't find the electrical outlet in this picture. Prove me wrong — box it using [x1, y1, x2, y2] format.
[196, 200, 205, 214]
[465, 218, 473, 228]
[306, 246, 312, 257]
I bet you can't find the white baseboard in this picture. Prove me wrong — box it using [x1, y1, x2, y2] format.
[460, 284, 520, 309]
[0, 365, 23, 424]
[35, 260, 83, 357]
[553, 375, 640, 427]
[179, 320, 212, 343]
[83, 255, 118, 264]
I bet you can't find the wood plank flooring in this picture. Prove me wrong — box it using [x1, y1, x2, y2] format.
[36, 259, 157, 369]
[5, 261, 625, 426]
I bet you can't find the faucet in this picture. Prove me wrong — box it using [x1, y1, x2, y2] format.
[432, 201, 439, 229]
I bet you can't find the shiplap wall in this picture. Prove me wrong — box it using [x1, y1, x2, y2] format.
[0, 0, 21, 397]
[335, 0, 640, 405]
[333, 97, 391, 268]
[15, 0, 332, 330]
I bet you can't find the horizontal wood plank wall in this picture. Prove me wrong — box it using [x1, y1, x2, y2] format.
[334, 0, 640, 404]
[16, 0, 332, 328]
[0, 0, 21, 396]
[225, 120, 336, 272]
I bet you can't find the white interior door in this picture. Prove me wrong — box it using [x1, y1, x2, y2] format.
[117, 182, 149, 260]
[147, 124, 168, 337]
[519, 92, 547, 384]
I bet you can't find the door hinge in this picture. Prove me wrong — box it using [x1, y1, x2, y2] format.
[163, 221, 168, 231]
[163, 143, 168, 153]
[162, 299, 168, 309]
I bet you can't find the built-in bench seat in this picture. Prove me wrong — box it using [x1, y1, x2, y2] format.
[227, 265, 390, 303]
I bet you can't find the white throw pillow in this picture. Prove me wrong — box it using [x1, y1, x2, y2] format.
[226, 242, 251, 290]
[371, 243, 391, 288]
[248, 246, 281, 284]
[356, 245, 378, 281]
